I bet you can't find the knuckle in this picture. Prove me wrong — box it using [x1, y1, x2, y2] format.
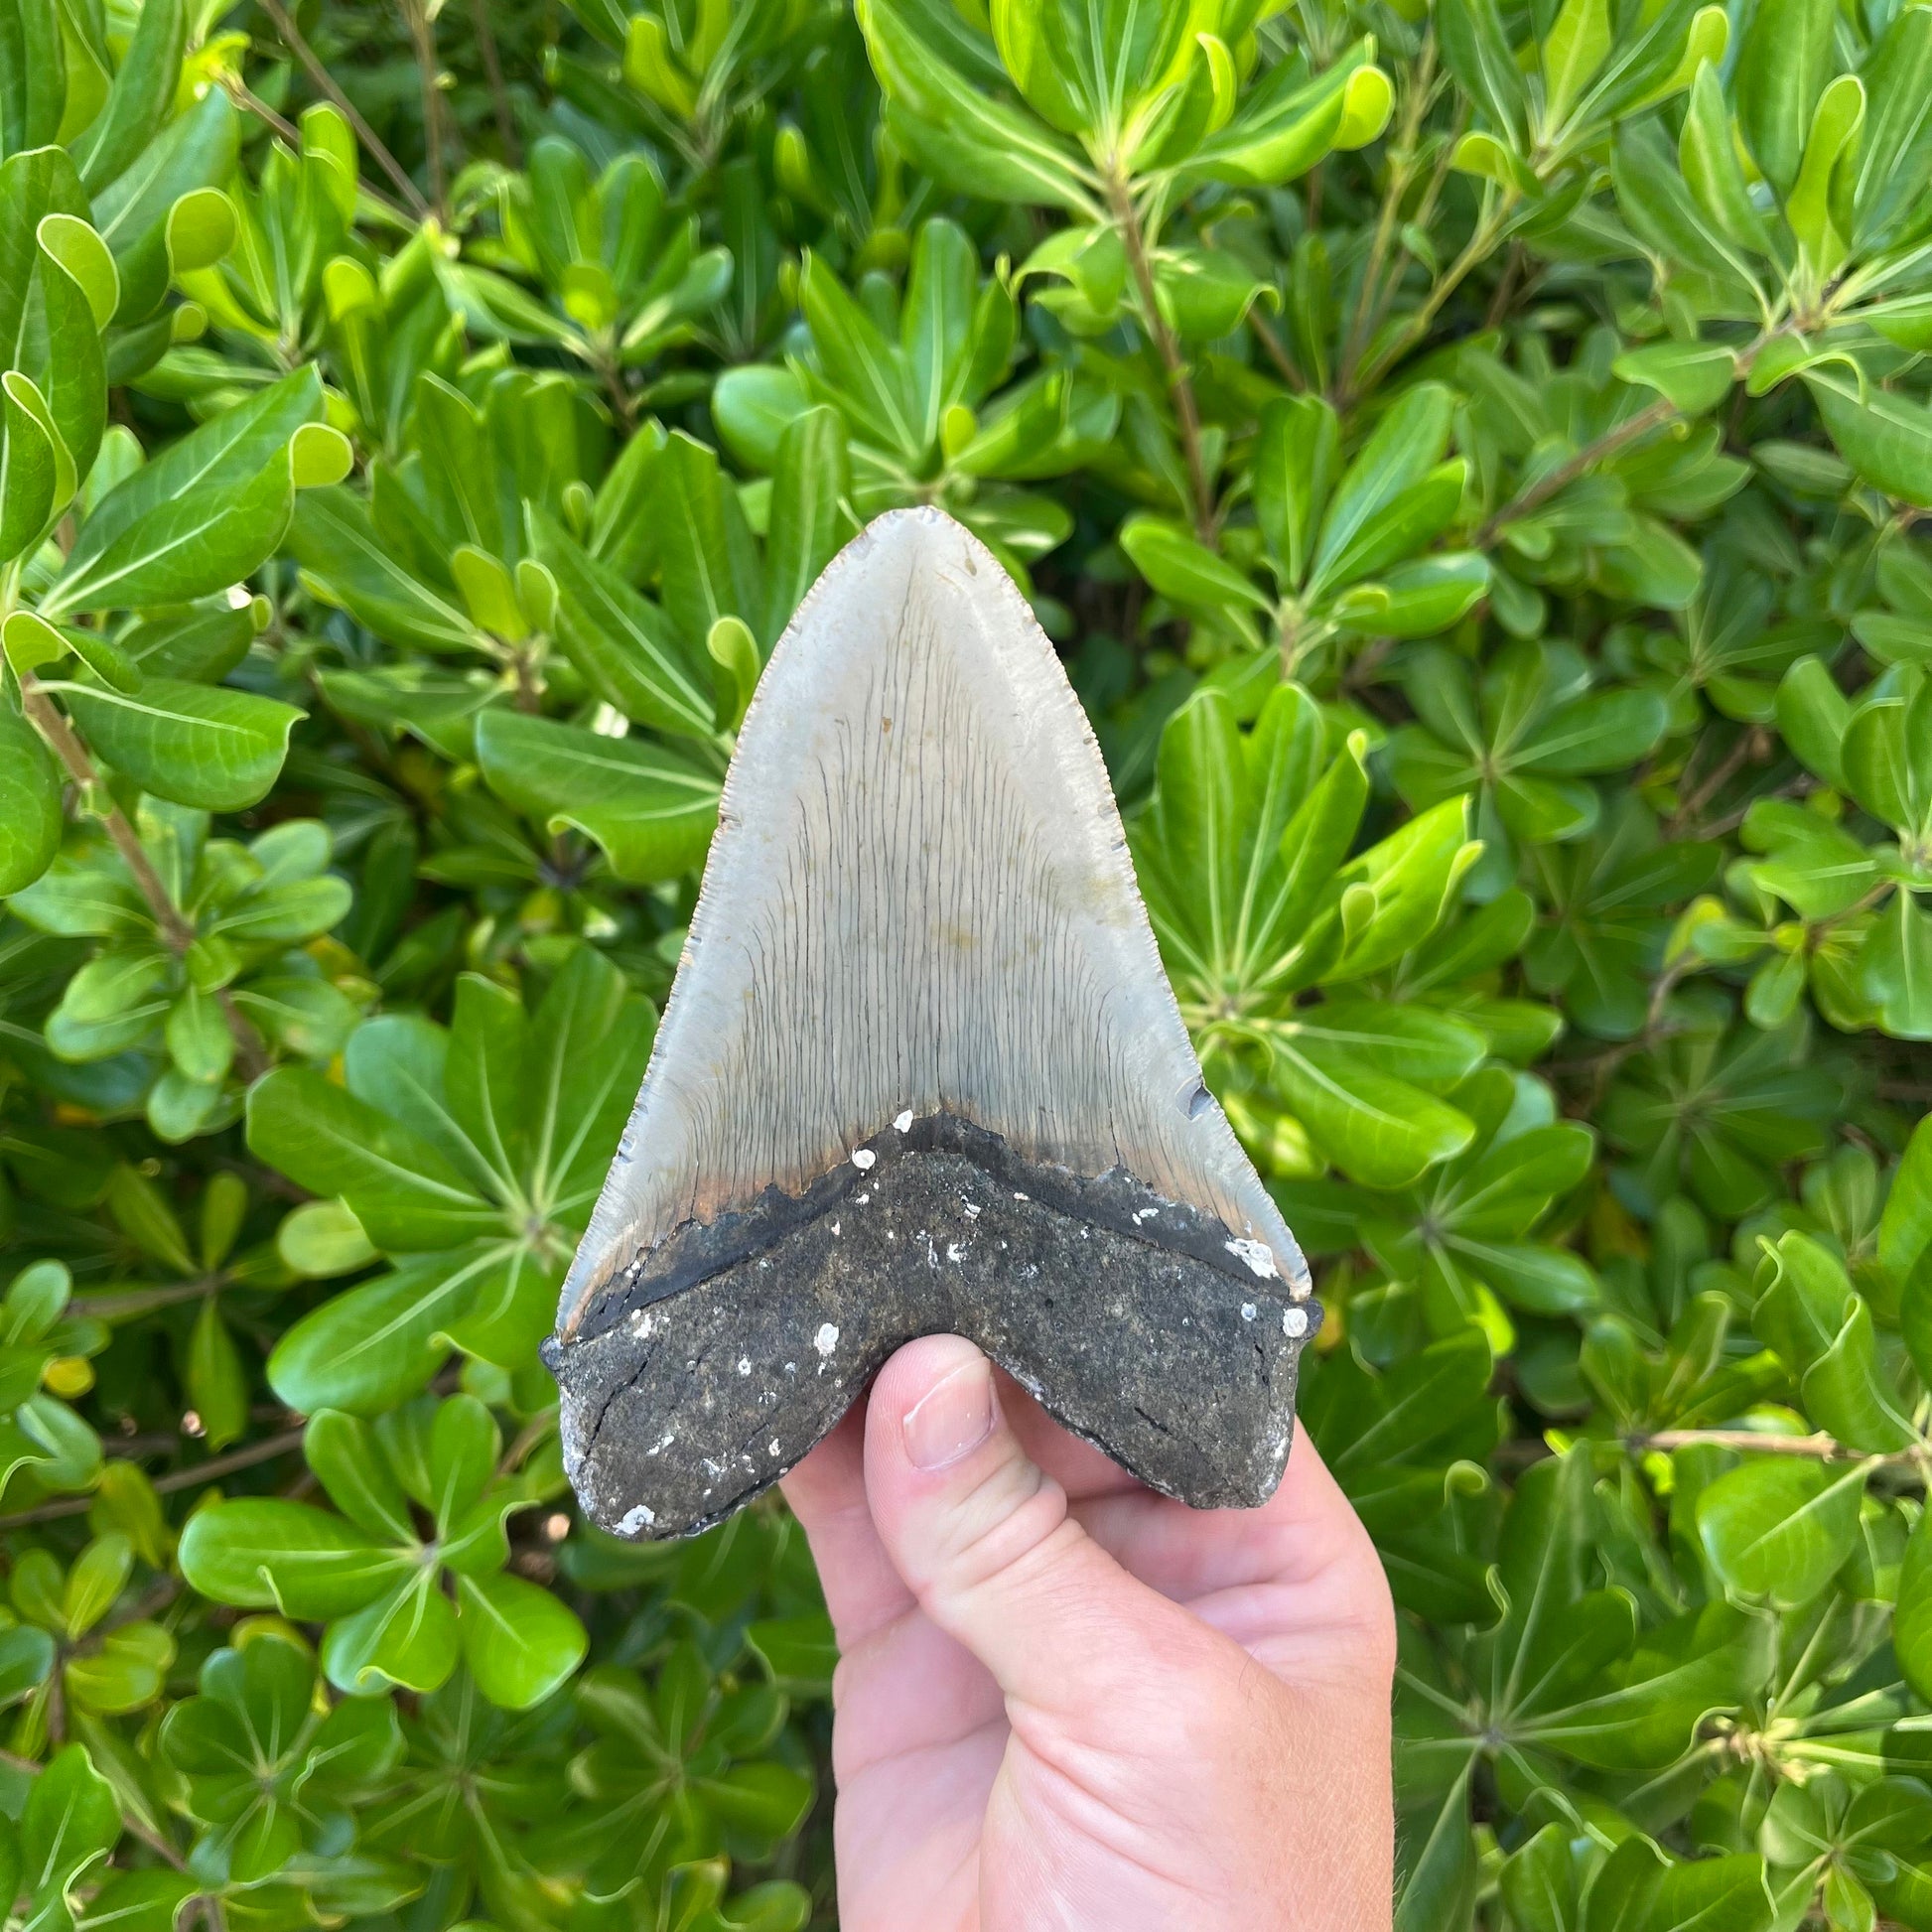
[925, 1456, 1069, 1603]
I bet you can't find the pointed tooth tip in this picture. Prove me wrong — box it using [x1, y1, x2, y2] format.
[794, 506, 1004, 621]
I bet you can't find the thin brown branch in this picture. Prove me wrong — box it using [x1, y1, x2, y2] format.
[254, 0, 432, 219]
[123, 1814, 191, 1874]
[1249, 308, 1306, 391]
[1349, 189, 1517, 402]
[498, 1409, 556, 1476]
[402, 0, 450, 223]
[1338, 37, 1436, 399]
[1631, 1429, 1876, 1461]
[1694, 775, 1815, 842]
[1110, 177, 1216, 542]
[73, 1278, 222, 1321]
[19, 676, 270, 1082]
[225, 78, 416, 224]
[1666, 728, 1767, 836]
[1475, 396, 1679, 548]
[0, 1429, 308, 1533]
[1484, 240, 1527, 329]
[469, 0, 521, 164]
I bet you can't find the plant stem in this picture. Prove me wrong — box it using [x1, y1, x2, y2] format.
[1350, 190, 1517, 401]
[1110, 176, 1216, 542]
[469, 0, 521, 164]
[254, 0, 432, 220]
[225, 78, 416, 224]
[72, 1278, 224, 1321]
[0, 1428, 309, 1533]
[1630, 1429, 1905, 1465]
[1249, 308, 1306, 391]
[1474, 395, 1679, 548]
[1667, 726, 1767, 836]
[1484, 240, 1526, 328]
[17, 675, 271, 1082]
[402, 0, 450, 223]
[1337, 37, 1436, 400]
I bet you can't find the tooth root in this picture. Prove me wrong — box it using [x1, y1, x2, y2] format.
[548, 507, 1313, 1539]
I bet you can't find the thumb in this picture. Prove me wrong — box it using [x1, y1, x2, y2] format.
[862, 1334, 1215, 1721]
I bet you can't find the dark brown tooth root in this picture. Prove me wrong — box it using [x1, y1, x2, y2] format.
[546, 508, 1315, 1541]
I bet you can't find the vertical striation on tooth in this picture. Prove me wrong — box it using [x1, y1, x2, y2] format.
[557, 506, 1307, 1343]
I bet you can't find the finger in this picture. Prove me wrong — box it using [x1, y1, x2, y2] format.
[862, 1334, 1229, 1724]
[779, 1397, 913, 1648]
[1073, 1423, 1384, 1603]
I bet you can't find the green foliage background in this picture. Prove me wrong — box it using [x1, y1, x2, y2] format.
[2, 0, 1932, 1922]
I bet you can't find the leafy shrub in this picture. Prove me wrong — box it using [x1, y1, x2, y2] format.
[2, 0, 1932, 1924]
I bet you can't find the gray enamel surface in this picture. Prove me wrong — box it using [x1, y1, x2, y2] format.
[556, 506, 1307, 1337]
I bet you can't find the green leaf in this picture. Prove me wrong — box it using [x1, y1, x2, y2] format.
[1805, 371, 1932, 509]
[1897, 1506, 1932, 1705]
[54, 677, 300, 810]
[475, 710, 720, 885]
[1267, 1035, 1475, 1187]
[763, 405, 853, 643]
[267, 1255, 483, 1416]
[0, 692, 62, 895]
[1612, 342, 1735, 416]
[50, 367, 319, 607]
[69, 0, 184, 194]
[1542, 0, 1611, 129]
[456, 1569, 588, 1709]
[291, 487, 491, 655]
[1309, 384, 1456, 600]
[1438, 0, 1529, 147]
[245, 1066, 500, 1252]
[185, 1297, 247, 1451]
[856, 0, 1101, 213]
[178, 1499, 406, 1618]
[21, 1745, 119, 1904]
[1695, 1456, 1864, 1607]
[1120, 514, 1270, 617]
[0, 371, 61, 565]
[1734, 0, 1837, 194]
[528, 506, 716, 739]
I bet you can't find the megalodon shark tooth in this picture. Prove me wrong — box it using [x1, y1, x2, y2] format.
[545, 506, 1315, 1539]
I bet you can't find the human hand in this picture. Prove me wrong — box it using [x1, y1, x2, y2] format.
[781, 1333, 1397, 1932]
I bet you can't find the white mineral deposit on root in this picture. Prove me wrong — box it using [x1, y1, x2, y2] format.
[1225, 1237, 1280, 1280]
